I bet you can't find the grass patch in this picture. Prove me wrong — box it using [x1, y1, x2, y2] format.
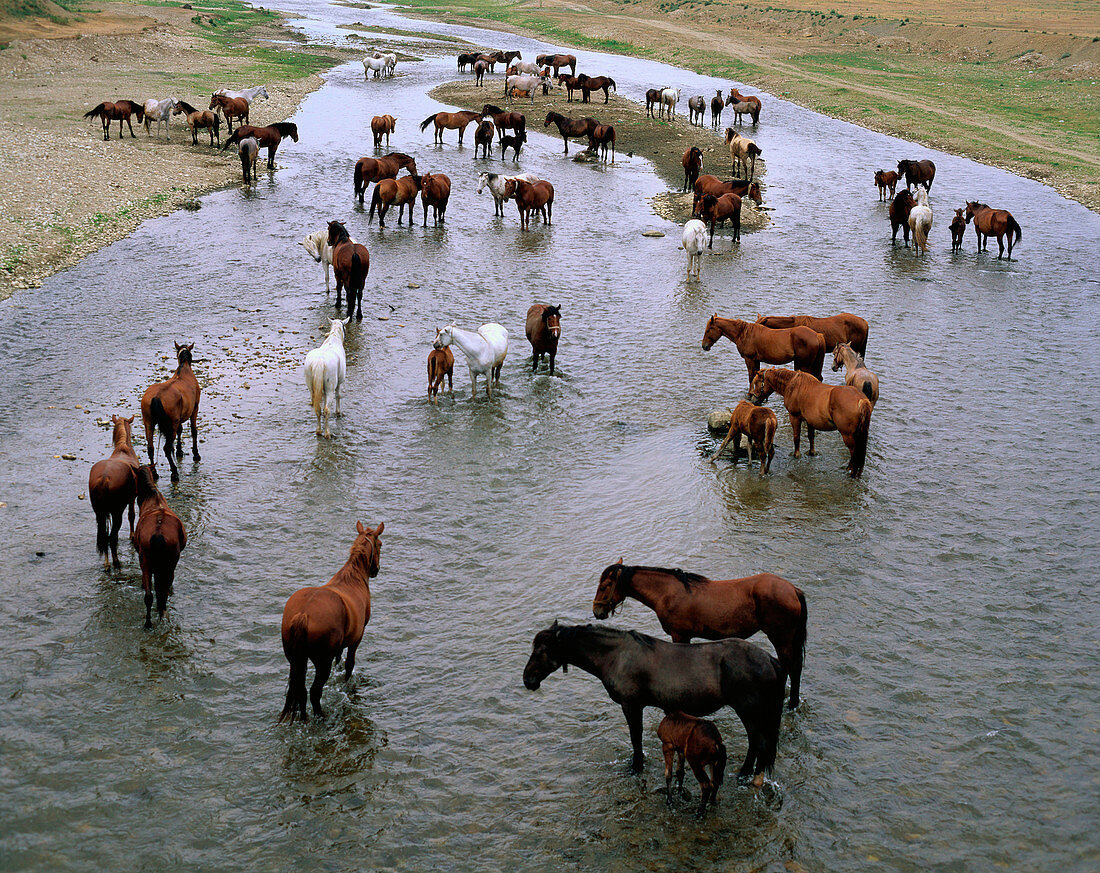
[336, 21, 467, 42]
[0, 244, 26, 275]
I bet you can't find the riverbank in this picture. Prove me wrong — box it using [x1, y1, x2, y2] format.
[0, 0, 356, 299]
[396, 0, 1100, 213]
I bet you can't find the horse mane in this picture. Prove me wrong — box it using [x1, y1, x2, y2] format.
[389, 152, 414, 161]
[269, 122, 297, 136]
[121, 100, 144, 112]
[176, 100, 199, 115]
[482, 104, 504, 115]
[618, 564, 709, 591]
[135, 465, 158, 500]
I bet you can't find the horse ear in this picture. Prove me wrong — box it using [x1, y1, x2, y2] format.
[616, 557, 623, 565]
[186, 342, 194, 351]
[174, 341, 182, 351]
[374, 521, 384, 535]
[127, 414, 135, 423]
[341, 317, 350, 326]
[356, 521, 366, 534]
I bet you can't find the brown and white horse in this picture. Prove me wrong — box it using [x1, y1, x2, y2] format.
[172, 100, 220, 146]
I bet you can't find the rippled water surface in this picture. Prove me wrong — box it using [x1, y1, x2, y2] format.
[2, 2, 1098, 871]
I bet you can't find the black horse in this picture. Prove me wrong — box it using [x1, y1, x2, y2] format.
[523, 622, 785, 780]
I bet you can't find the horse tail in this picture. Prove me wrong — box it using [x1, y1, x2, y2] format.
[278, 613, 310, 723]
[368, 184, 381, 223]
[83, 103, 107, 120]
[351, 249, 364, 285]
[149, 395, 173, 447]
[610, 77, 617, 92]
[1009, 215, 1022, 243]
[713, 739, 727, 790]
[306, 356, 324, 415]
[861, 379, 875, 403]
[913, 218, 928, 251]
[354, 161, 364, 199]
[764, 415, 776, 457]
[850, 398, 872, 478]
[419, 113, 437, 132]
[95, 505, 109, 557]
[790, 588, 808, 708]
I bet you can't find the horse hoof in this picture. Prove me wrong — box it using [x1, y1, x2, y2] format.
[193, 453, 201, 461]
[170, 472, 180, 482]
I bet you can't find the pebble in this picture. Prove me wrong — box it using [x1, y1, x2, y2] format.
[707, 408, 733, 432]
[641, 230, 665, 238]
[407, 283, 420, 288]
[378, 315, 389, 321]
[61, 453, 77, 460]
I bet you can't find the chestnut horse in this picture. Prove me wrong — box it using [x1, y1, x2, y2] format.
[897, 158, 935, 191]
[208, 93, 248, 134]
[556, 73, 582, 102]
[591, 560, 807, 709]
[525, 304, 562, 375]
[353, 152, 418, 202]
[577, 73, 616, 104]
[889, 189, 917, 246]
[658, 713, 727, 814]
[645, 88, 661, 118]
[710, 90, 725, 129]
[473, 119, 495, 159]
[132, 465, 187, 629]
[711, 400, 777, 474]
[726, 88, 761, 124]
[965, 201, 1022, 259]
[702, 315, 825, 385]
[83, 100, 145, 140]
[535, 52, 576, 76]
[682, 146, 703, 192]
[421, 172, 452, 226]
[427, 336, 454, 403]
[587, 123, 616, 161]
[141, 342, 201, 482]
[749, 368, 872, 478]
[327, 220, 369, 319]
[874, 169, 900, 201]
[371, 114, 396, 148]
[950, 208, 966, 252]
[279, 521, 384, 723]
[543, 111, 598, 155]
[222, 122, 298, 170]
[692, 175, 763, 211]
[505, 178, 554, 230]
[755, 312, 868, 356]
[419, 110, 481, 145]
[696, 193, 742, 246]
[368, 173, 421, 226]
[89, 415, 141, 569]
[172, 100, 220, 146]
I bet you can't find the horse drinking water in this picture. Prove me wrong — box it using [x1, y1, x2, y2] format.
[304, 318, 349, 438]
[140, 342, 201, 482]
[88, 415, 141, 569]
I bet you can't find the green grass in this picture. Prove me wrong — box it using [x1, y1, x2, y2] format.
[0, 244, 26, 275]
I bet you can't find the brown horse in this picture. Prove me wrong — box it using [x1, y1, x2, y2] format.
[645, 88, 661, 118]
[965, 201, 1022, 259]
[474, 59, 490, 86]
[141, 342, 201, 483]
[419, 110, 481, 145]
[711, 400, 777, 474]
[889, 189, 917, 246]
[327, 220, 369, 319]
[696, 193, 742, 246]
[535, 52, 576, 76]
[371, 114, 396, 148]
[238, 136, 258, 186]
[83, 100, 145, 140]
[577, 74, 616, 103]
[874, 169, 900, 200]
[278, 521, 384, 723]
[682, 146, 703, 192]
[222, 122, 298, 169]
[692, 175, 763, 210]
[543, 111, 598, 155]
[587, 123, 616, 162]
[474, 119, 495, 159]
[525, 304, 562, 374]
[172, 100, 220, 146]
[702, 315, 825, 385]
[132, 465, 187, 629]
[89, 415, 141, 569]
[353, 152, 418, 202]
[481, 104, 526, 142]
[427, 338, 454, 403]
[749, 368, 872, 478]
[726, 88, 762, 124]
[658, 713, 727, 814]
[592, 560, 807, 708]
[754, 312, 868, 357]
[950, 208, 966, 252]
[505, 178, 554, 230]
[556, 73, 582, 102]
[421, 172, 452, 226]
[368, 173, 421, 226]
[710, 89, 725, 129]
[897, 158, 935, 191]
[208, 93, 249, 134]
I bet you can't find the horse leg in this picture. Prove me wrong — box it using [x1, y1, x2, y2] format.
[662, 745, 676, 805]
[996, 233, 1005, 259]
[109, 506, 125, 568]
[163, 431, 180, 482]
[175, 423, 184, 458]
[622, 703, 645, 773]
[309, 654, 332, 718]
[155, 562, 174, 619]
[790, 414, 802, 458]
[142, 563, 154, 629]
[343, 642, 358, 680]
[806, 424, 817, 456]
[470, 370, 478, 399]
[690, 761, 713, 816]
[548, 350, 556, 376]
[190, 412, 200, 461]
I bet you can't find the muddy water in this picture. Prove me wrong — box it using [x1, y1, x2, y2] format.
[1, 2, 1098, 871]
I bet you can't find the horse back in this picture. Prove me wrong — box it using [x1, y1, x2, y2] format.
[88, 458, 137, 510]
[282, 585, 361, 654]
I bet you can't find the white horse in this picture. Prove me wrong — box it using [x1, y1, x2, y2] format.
[682, 219, 708, 278]
[304, 318, 349, 438]
[363, 56, 389, 79]
[659, 87, 680, 119]
[477, 171, 540, 217]
[505, 73, 551, 102]
[142, 97, 178, 141]
[214, 85, 269, 102]
[909, 188, 933, 254]
[507, 61, 541, 75]
[300, 227, 352, 292]
[434, 322, 508, 399]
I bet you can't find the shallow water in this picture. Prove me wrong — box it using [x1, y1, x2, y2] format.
[1, 2, 1098, 871]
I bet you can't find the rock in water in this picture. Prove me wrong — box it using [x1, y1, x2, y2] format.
[707, 408, 733, 432]
[641, 230, 665, 238]
[572, 150, 599, 163]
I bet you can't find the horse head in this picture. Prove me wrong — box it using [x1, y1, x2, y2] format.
[173, 341, 195, 365]
[701, 312, 722, 350]
[352, 520, 384, 578]
[523, 622, 569, 689]
[135, 465, 159, 501]
[831, 343, 851, 372]
[747, 182, 763, 205]
[327, 220, 349, 246]
[964, 201, 983, 223]
[592, 559, 626, 619]
[544, 305, 561, 338]
[433, 324, 455, 349]
[748, 371, 772, 404]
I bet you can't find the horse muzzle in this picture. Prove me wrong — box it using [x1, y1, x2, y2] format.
[701, 340, 713, 351]
[522, 673, 541, 691]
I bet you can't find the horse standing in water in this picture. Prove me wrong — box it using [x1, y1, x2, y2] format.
[523, 622, 785, 780]
[525, 304, 562, 375]
[587, 124, 616, 162]
[83, 100, 145, 140]
[434, 322, 508, 399]
[710, 90, 725, 129]
[755, 312, 868, 357]
[279, 521, 384, 723]
[427, 332, 454, 403]
[725, 129, 761, 180]
[327, 220, 369, 319]
[419, 110, 481, 145]
[726, 88, 762, 124]
[369, 174, 421, 227]
[950, 208, 966, 252]
[504, 178, 554, 230]
[889, 189, 917, 246]
[711, 400, 778, 474]
[897, 158, 935, 191]
[658, 713, 727, 815]
[371, 114, 396, 148]
[831, 342, 879, 406]
[695, 193, 743, 246]
[908, 188, 933, 254]
[141, 342, 201, 482]
[421, 173, 452, 226]
[702, 314, 826, 386]
[965, 201, 1022, 259]
[238, 137, 258, 185]
[473, 119, 495, 159]
[543, 111, 598, 155]
[132, 465, 187, 629]
[222, 122, 298, 170]
[682, 219, 708, 279]
[353, 152, 417, 201]
[874, 169, 900, 200]
[304, 318, 349, 438]
[88, 415, 141, 569]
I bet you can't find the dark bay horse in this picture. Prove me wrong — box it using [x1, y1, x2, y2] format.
[702, 315, 825, 385]
[369, 173, 421, 226]
[83, 100, 144, 140]
[710, 89, 724, 129]
[889, 189, 917, 246]
[481, 104, 526, 143]
[592, 561, 807, 708]
[222, 122, 298, 170]
[692, 175, 763, 211]
[556, 73, 582, 102]
[525, 304, 561, 375]
[327, 220, 369, 319]
[682, 146, 703, 192]
[371, 114, 396, 148]
[354, 152, 418, 201]
[577, 74, 616, 104]
[133, 465, 186, 628]
[755, 312, 868, 357]
[535, 52, 577, 76]
[750, 368, 872, 477]
[696, 193, 742, 246]
[420, 110, 481, 145]
[658, 713, 727, 815]
[279, 521, 384, 723]
[421, 172, 451, 226]
[89, 415, 141, 569]
[523, 622, 785, 779]
[474, 119, 495, 159]
[141, 342, 201, 482]
[543, 111, 598, 155]
[950, 208, 966, 252]
[965, 201, 1022, 259]
[897, 158, 935, 191]
[209, 93, 249, 134]
[587, 124, 615, 162]
[645, 88, 661, 118]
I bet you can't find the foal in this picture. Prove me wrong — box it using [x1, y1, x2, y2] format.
[427, 334, 454, 403]
[132, 465, 187, 629]
[950, 208, 966, 252]
[658, 713, 727, 815]
[711, 400, 777, 474]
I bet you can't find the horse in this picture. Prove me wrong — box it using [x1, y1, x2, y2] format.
[458, 52, 478, 72]
[172, 101, 220, 146]
[141, 342, 201, 483]
[238, 137, 258, 185]
[304, 318, 349, 438]
[831, 342, 879, 406]
[659, 87, 680, 120]
[299, 227, 345, 292]
[371, 114, 396, 149]
[710, 90, 725, 129]
[696, 193, 742, 246]
[477, 171, 539, 216]
[726, 88, 762, 124]
[327, 221, 369, 319]
[657, 713, 727, 815]
[682, 146, 703, 192]
[504, 178, 554, 230]
[682, 219, 707, 279]
[378, 52, 397, 78]
[897, 158, 935, 191]
[909, 188, 933, 254]
[949, 208, 966, 252]
[474, 59, 489, 86]
[222, 122, 298, 170]
[687, 95, 706, 127]
[208, 93, 248, 134]
[543, 111, 597, 155]
[507, 61, 541, 76]
[474, 119, 495, 159]
[577, 74, 616, 104]
[965, 201, 1022, 259]
[353, 152, 418, 201]
[428, 334, 454, 403]
[82, 100, 144, 140]
[141, 97, 178, 141]
[369, 173, 421, 227]
[525, 304, 562, 375]
[88, 415, 141, 570]
[710, 400, 778, 474]
[132, 465, 186, 629]
[645, 88, 662, 118]
[725, 129, 761, 180]
[874, 169, 900, 201]
[505, 73, 552, 103]
[692, 175, 763, 210]
[476, 52, 501, 72]
[363, 56, 389, 79]
[500, 133, 524, 161]
[481, 104, 526, 143]
[889, 189, 917, 246]
[420, 110, 481, 145]
[523, 622, 785, 780]
[421, 172, 451, 226]
[535, 52, 576, 76]
[556, 73, 582, 102]
[502, 49, 522, 66]
[701, 315, 826, 385]
[587, 124, 616, 162]
[749, 368, 872, 478]
[214, 85, 269, 103]
[434, 322, 508, 399]
[754, 312, 868, 357]
[278, 521, 384, 723]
